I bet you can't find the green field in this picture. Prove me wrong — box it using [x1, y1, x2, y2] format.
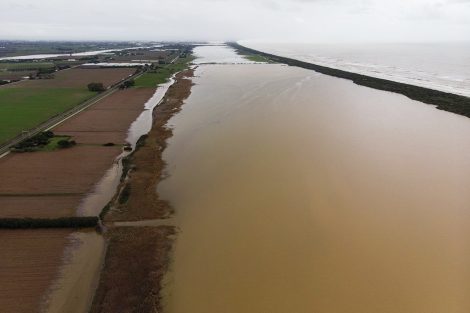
[0, 88, 95, 144]
[134, 71, 170, 87]
[134, 56, 195, 88]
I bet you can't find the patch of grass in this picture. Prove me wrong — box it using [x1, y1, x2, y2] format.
[245, 54, 271, 63]
[134, 71, 169, 87]
[0, 87, 96, 144]
[231, 47, 274, 63]
[134, 55, 194, 88]
[40, 136, 71, 151]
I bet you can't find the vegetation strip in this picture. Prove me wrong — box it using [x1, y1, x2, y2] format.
[89, 227, 175, 313]
[0, 216, 98, 229]
[228, 42, 470, 119]
[104, 69, 194, 222]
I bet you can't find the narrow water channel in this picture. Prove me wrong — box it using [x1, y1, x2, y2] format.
[77, 77, 176, 217]
[159, 46, 470, 312]
[45, 74, 178, 313]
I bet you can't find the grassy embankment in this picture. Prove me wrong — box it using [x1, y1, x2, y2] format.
[245, 54, 272, 63]
[0, 88, 95, 144]
[232, 47, 273, 63]
[228, 42, 470, 118]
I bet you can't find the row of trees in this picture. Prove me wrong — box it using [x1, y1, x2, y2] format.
[88, 78, 136, 92]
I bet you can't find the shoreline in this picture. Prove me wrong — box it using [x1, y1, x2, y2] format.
[89, 67, 195, 312]
[228, 42, 470, 119]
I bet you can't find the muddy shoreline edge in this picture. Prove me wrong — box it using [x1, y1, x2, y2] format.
[228, 42, 470, 119]
[89, 67, 195, 313]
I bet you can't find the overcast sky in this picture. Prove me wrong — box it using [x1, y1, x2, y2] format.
[1, 0, 469, 42]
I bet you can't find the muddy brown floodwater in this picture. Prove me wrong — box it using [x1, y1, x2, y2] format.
[159, 46, 470, 313]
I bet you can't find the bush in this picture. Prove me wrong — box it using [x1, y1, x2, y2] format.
[119, 79, 135, 89]
[38, 68, 56, 75]
[57, 139, 76, 149]
[87, 82, 106, 92]
[12, 131, 55, 151]
[119, 185, 131, 204]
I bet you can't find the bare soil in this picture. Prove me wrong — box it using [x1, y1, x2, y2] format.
[0, 146, 120, 195]
[0, 229, 73, 313]
[54, 88, 156, 144]
[89, 226, 175, 313]
[107, 69, 194, 221]
[0, 195, 81, 218]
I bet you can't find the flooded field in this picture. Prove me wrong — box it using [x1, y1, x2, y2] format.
[0, 229, 103, 313]
[159, 46, 470, 312]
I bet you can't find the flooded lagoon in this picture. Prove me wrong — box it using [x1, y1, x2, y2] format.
[159, 46, 470, 312]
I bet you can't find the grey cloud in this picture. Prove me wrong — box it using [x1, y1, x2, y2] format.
[0, 0, 468, 42]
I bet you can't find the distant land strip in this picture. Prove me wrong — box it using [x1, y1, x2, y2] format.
[228, 42, 470, 119]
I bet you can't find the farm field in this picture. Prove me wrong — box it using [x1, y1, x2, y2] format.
[0, 62, 55, 71]
[0, 41, 138, 58]
[0, 70, 32, 80]
[112, 49, 171, 62]
[0, 67, 136, 144]
[54, 87, 155, 144]
[0, 229, 73, 313]
[15, 67, 135, 88]
[0, 86, 156, 219]
[0, 88, 95, 143]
